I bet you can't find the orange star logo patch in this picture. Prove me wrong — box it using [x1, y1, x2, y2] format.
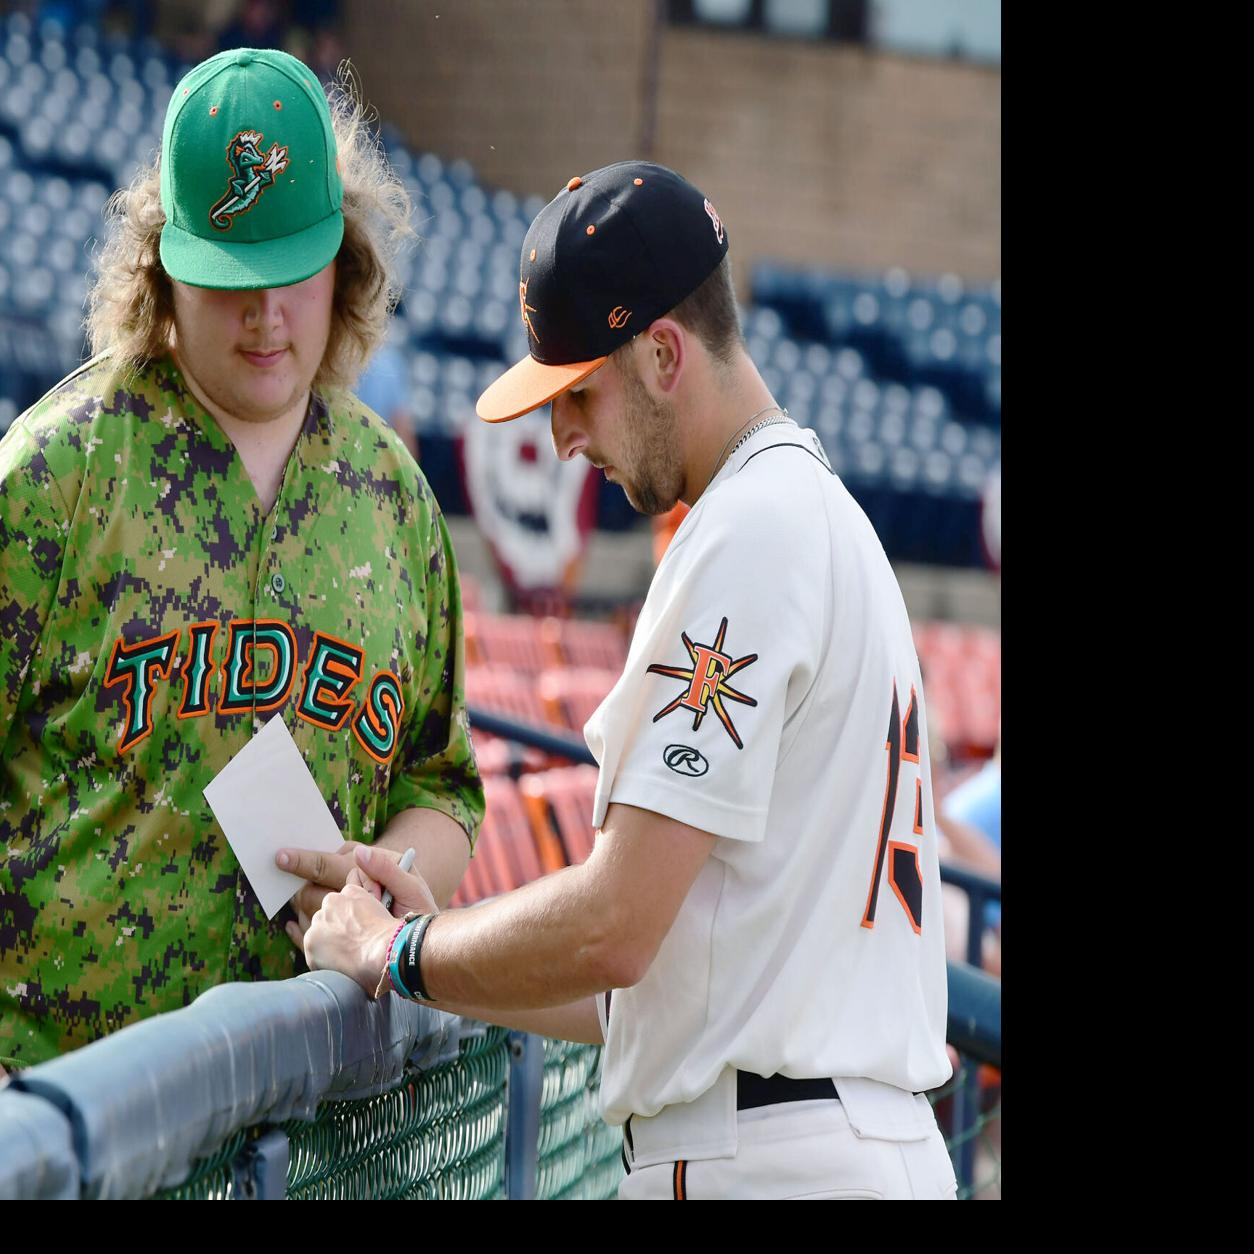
[647, 616, 758, 749]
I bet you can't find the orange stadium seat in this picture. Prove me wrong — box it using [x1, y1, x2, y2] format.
[468, 730, 514, 776]
[536, 667, 618, 733]
[914, 621, 1001, 755]
[459, 572, 484, 613]
[539, 616, 629, 671]
[519, 765, 600, 868]
[453, 774, 547, 907]
[464, 664, 554, 728]
[464, 612, 551, 676]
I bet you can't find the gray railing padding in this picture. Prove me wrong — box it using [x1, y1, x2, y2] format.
[10, 971, 461, 1199]
[0, 1086, 78, 1199]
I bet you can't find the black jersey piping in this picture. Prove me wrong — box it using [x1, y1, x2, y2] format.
[736, 442, 835, 475]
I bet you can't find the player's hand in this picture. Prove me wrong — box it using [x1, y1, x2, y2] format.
[277, 841, 407, 950]
[304, 884, 397, 996]
[346, 845, 439, 919]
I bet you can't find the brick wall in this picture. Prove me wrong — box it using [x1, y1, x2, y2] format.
[343, 1, 1000, 288]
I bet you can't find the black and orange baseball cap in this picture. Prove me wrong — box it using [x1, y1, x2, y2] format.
[476, 161, 730, 423]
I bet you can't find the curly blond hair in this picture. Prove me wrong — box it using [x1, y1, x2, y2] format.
[85, 65, 414, 396]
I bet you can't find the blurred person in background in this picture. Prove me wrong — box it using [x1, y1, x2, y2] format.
[938, 736, 1000, 976]
[217, 0, 286, 52]
[31, 0, 153, 39]
[651, 500, 689, 566]
[356, 322, 418, 459]
[928, 709, 1000, 977]
[0, 48, 483, 1075]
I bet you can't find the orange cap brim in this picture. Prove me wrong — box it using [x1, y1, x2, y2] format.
[476, 353, 609, 423]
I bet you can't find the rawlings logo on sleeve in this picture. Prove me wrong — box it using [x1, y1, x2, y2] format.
[105, 619, 404, 763]
[663, 744, 709, 776]
[646, 616, 758, 749]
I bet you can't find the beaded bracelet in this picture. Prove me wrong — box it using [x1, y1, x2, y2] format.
[374, 913, 419, 1000]
[388, 916, 420, 999]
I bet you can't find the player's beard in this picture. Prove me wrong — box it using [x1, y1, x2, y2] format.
[615, 357, 685, 516]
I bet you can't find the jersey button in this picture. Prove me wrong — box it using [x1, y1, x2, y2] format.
[270, 572, 286, 596]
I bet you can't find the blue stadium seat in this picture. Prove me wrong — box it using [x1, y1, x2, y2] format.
[771, 336, 802, 373]
[939, 420, 968, 458]
[850, 378, 879, 414]
[985, 372, 1001, 419]
[74, 44, 101, 76]
[844, 408, 876, 447]
[955, 453, 989, 499]
[4, 230, 37, 268]
[4, 32, 32, 70]
[447, 157, 476, 189]
[14, 265, 55, 313]
[818, 371, 848, 407]
[879, 409, 907, 448]
[832, 346, 865, 383]
[405, 288, 437, 340]
[474, 300, 509, 345]
[920, 448, 957, 494]
[813, 402, 843, 446]
[889, 446, 922, 491]
[908, 413, 939, 452]
[48, 238, 79, 275]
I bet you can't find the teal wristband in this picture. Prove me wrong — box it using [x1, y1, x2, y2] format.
[388, 918, 418, 999]
[399, 913, 437, 1002]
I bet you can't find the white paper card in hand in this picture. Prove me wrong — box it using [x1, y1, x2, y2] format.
[203, 714, 344, 919]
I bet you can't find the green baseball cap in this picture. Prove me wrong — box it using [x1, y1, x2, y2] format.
[159, 47, 344, 290]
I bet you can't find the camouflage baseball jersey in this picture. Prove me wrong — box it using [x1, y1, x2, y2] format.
[0, 351, 484, 1068]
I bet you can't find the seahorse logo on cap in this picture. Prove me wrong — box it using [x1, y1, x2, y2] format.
[209, 130, 289, 231]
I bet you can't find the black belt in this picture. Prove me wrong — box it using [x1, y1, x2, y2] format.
[736, 1071, 839, 1111]
[622, 1074, 841, 1174]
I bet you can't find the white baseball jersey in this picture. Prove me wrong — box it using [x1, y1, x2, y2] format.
[584, 420, 952, 1128]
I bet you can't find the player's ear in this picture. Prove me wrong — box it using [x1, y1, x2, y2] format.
[642, 319, 685, 397]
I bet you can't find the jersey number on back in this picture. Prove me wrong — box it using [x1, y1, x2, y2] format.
[860, 682, 924, 935]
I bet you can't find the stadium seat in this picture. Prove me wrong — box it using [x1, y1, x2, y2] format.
[460, 572, 484, 613]
[464, 663, 554, 728]
[465, 613, 552, 677]
[538, 616, 628, 671]
[536, 667, 618, 733]
[451, 774, 547, 906]
[519, 765, 600, 868]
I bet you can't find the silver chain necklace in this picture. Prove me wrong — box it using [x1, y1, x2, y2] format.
[706, 405, 792, 491]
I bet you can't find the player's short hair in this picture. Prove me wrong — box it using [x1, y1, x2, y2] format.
[610, 253, 742, 378]
[670, 253, 745, 367]
[85, 68, 413, 396]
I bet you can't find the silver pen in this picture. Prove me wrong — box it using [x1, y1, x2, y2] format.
[381, 846, 416, 913]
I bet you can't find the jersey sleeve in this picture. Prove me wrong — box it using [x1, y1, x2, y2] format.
[591, 472, 827, 844]
[384, 499, 486, 849]
[0, 425, 68, 763]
